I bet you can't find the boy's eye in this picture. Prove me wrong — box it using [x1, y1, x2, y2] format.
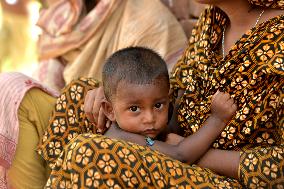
[129, 106, 140, 112]
[154, 103, 163, 109]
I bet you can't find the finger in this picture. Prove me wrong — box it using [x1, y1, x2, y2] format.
[223, 93, 230, 100]
[106, 120, 112, 129]
[212, 90, 220, 103]
[97, 107, 106, 130]
[92, 87, 105, 124]
[232, 104, 237, 112]
[84, 90, 97, 123]
[227, 98, 235, 106]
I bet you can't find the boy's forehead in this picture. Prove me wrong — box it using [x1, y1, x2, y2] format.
[114, 80, 169, 100]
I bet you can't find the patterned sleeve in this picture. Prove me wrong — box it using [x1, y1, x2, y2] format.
[37, 77, 100, 168]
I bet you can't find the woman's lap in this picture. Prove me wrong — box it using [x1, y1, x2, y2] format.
[38, 78, 283, 188]
[46, 133, 241, 189]
[36, 78, 242, 188]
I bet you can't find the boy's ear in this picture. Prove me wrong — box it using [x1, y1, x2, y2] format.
[101, 99, 115, 122]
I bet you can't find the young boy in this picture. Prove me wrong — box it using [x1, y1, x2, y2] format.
[102, 46, 237, 165]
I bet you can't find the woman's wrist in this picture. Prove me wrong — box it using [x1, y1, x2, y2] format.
[197, 149, 240, 179]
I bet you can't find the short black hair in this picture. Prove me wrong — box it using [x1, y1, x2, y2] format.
[102, 46, 169, 101]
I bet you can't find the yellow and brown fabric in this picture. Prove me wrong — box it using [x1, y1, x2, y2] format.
[170, 5, 284, 189]
[38, 79, 242, 188]
[38, 2, 284, 189]
[37, 78, 99, 168]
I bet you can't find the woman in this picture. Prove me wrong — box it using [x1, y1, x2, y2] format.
[1, 0, 283, 188]
[35, 0, 187, 91]
[37, 0, 284, 188]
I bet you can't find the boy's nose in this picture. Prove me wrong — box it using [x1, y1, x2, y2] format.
[143, 110, 155, 124]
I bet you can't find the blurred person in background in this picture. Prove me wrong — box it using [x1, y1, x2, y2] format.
[34, 0, 187, 91]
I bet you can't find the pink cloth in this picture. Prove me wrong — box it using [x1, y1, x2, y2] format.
[0, 72, 59, 188]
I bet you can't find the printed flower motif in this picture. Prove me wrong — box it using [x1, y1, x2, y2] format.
[49, 141, 61, 156]
[100, 139, 113, 148]
[221, 126, 236, 140]
[279, 41, 284, 51]
[138, 168, 151, 183]
[218, 180, 232, 188]
[153, 171, 165, 188]
[87, 79, 98, 86]
[121, 170, 138, 187]
[106, 179, 121, 189]
[59, 180, 71, 189]
[244, 153, 258, 171]
[75, 146, 93, 165]
[68, 109, 77, 124]
[271, 147, 284, 160]
[231, 75, 248, 90]
[70, 85, 83, 101]
[256, 132, 275, 144]
[56, 94, 67, 111]
[71, 173, 79, 184]
[273, 57, 284, 70]
[166, 161, 182, 177]
[86, 169, 100, 187]
[248, 177, 267, 189]
[117, 148, 137, 165]
[53, 118, 66, 134]
[263, 161, 278, 179]
[68, 132, 79, 141]
[256, 44, 274, 61]
[42, 131, 48, 143]
[243, 126, 252, 135]
[97, 154, 117, 173]
[268, 94, 279, 109]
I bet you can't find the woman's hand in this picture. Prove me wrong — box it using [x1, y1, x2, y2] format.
[84, 86, 109, 131]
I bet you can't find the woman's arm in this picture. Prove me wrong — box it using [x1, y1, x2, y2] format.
[166, 134, 240, 179]
[196, 149, 240, 179]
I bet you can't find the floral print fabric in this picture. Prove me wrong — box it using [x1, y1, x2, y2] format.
[170, 6, 284, 188]
[39, 78, 242, 188]
[248, 0, 284, 9]
[38, 4, 284, 189]
[37, 78, 99, 168]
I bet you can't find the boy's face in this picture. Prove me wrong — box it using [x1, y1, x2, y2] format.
[105, 80, 169, 139]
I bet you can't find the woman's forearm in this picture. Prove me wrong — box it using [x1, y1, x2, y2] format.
[196, 149, 240, 179]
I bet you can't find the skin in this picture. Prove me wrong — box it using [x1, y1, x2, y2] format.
[103, 80, 170, 139]
[196, 0, 284, 56]
[103, 79, 237, 168]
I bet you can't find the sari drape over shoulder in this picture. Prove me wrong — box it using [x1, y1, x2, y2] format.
[0, 73, 59, 188]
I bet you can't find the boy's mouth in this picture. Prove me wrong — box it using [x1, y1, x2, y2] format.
[143, 129, 157, 135]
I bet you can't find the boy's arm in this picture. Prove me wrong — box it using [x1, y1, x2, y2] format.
[153, 114, 228, 163]
[107, 115, 227, 164]
[106, 91, 236, 164]
[164, 91, 237, 163]
[107, 126, 240, 179]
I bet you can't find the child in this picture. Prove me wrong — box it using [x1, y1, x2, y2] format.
[102, 46, 237, 165]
